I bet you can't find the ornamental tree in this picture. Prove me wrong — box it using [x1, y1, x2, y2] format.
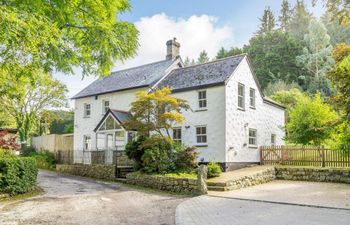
[124, 87, 190, 137]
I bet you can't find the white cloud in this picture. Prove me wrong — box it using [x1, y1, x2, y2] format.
[116, 13, 234, 69]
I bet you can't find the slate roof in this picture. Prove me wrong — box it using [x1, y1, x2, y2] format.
[72, 59, 174, 99]
[156, 55, 246, 92]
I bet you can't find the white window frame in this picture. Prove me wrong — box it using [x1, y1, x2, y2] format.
[173, 127, 182, 143]
[196, 126, 207, 145]
[249, 88, 256, 108]
[83, 135, 91, 151]
[238, 83, 245, 110]
[248, 128, 257, 147]
[102, 100, 110, 114]
[84, 103, 91, 118]
[198, 90, 207, 109]
[271, 134, 276, 146]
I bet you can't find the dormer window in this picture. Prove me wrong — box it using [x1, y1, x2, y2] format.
[198, 90, 207, 108]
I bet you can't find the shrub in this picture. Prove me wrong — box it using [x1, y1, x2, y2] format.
[140, 136, 174, 174]
[174, 145, 198, 172]
[21, 148, 56, 170]
[125, 135, 148, 170]
[207, 162, 222, 178]
[0, 130, 20, 151]
[0, 157, 38, 195]
[0, 148, 15, 158]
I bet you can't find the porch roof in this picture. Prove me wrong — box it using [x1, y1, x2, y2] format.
[93, 109, 132, 132]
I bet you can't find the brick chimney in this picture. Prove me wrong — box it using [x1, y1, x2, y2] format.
[166, 38, 180, 60]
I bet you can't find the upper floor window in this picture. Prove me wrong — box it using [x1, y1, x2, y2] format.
[103, 100, 110, 114]
[173, 127, 182, 143]
[84, 103, 91, 117]
[198, 90, 207, 108]
[238, 83, 245, 110]
[196, 126, 207, 144]
[271, 134, 276, 146]
[250, 88, 256, 108]
[248, 128, 257, 146]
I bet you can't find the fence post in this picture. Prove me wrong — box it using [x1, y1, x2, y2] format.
[281, 145, 285, 165]
[321, 146, 325, 167]
[260, 147, 263, 165]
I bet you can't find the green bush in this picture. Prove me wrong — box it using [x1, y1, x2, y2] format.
[174, 144, 198, 172]
[0, 148, 15, 158]
[125, 135, 148, 170]
[0, 157, 38, 195]
[21, 148, 56, 170]
[207, 162, 222, 178]
[140, 136, 175, 174]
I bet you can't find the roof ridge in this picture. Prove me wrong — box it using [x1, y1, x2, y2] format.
[110, 59, 173, 75]
[181, 53, 247, 69]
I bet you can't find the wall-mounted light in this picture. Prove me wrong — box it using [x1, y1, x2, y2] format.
[185, 125, 190, 129]
[95, 95, 98, 100]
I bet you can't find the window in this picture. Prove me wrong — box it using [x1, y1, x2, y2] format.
[250, 88, 256, 108]
[84, 103, 91, 117]
[248, 129, 257, 146]
[238, 83, 245, 109]
[271, 134, 276, 145]
[115, 131, 125, 141]
[103, 100, 110, 114]
[196, 126, 207, 144]
[127, 131, 136, 142]
[173, 127, 182, 143]
[198, 90, 207, 108]
[83, 135, 91, 150]
[96, 133, 105, 149]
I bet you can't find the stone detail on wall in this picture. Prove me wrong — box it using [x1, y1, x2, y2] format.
[207, 167, 276, 191]
[56, 164, 115, 180]
[126, 173, 200, 194]
[275, 166, 350, 184]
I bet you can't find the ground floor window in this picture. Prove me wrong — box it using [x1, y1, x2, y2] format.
[196, 126, 207, 144]
[248, 129, 257, 146]
[271, 134, 276, 145]
[83, 135, 91, 150]
[173, 127, 182, 143]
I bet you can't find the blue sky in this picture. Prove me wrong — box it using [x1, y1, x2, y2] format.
[56, 0, 325, 104]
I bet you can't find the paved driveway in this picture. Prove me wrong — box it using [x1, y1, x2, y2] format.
[176, 180, 350, 225]
[0, 170, 187, 225]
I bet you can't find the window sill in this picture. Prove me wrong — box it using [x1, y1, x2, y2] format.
[248, 145, 258, 149]
[83, 116, 91, 118]
[195, 144, 208, 147]
[250, 106, 256, 110]
[237, 107, 245, 111]
[195, 108, 208, 112]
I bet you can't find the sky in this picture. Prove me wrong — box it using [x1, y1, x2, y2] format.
[55, 0, 325, 105]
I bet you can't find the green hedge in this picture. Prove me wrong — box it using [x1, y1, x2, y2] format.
[0, 157, 38, 195]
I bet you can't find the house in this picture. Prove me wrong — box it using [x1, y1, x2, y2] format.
[72, 38, 285, 171]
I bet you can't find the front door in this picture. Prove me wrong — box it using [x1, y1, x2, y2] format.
[106, 133, 114, 150]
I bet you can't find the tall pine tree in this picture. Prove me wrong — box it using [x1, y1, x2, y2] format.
[289, 0, 313, 40]
[197, 50, 210, 64]
[279, 0, 292, 32]
[257, 6, 276, 35]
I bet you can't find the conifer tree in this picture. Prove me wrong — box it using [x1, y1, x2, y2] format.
[279, 0, 292, 32]
[197, 50, 210, 64]
[289, 0, 313, 40]
[257, 6, 276, 35]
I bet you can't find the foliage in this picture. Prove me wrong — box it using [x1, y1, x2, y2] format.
[296, 19, 335, 96]
[245, 31, 304, 88]
[207, 162, 222, 178]
[48, 110, 74, 134]
[288, 0, 313, 40]
[0, 131, 20, 151]
[0, 148, 15, 158]
[22, 150, 56, 170]
[125, 136, 148, 170]
[197, 50, 210, 64]
[313, 0, 350, 25]
[164, 172, 197, 179]
[173, 144, 198, 172]
[257, 6, 276, 35]
[140, 136, 175, 174]
[322, 12, 350, 45]
[0, 157, 38, 195]
[124, 87, 189, 137]
[286, 93, 338, 145]
[279, 0, 292, 32]
[328, 43, 350, 123]
[0, 0, 139, 81]
[215, 47, 244, 60]
[264, 80, 301, 97]
[1, 73, 67, 143]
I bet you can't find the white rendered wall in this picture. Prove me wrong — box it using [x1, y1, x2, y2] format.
[225, 58, 285, 163]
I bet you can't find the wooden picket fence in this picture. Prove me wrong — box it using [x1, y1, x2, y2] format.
[260, 145, 350, 168]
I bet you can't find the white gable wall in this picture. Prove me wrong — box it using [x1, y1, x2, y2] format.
[171, 86, 226, 162]
[225, 58, 285, 163]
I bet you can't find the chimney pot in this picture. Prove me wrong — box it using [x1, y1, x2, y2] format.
[166, 38, 180, 60]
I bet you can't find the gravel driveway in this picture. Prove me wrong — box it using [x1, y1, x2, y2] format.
[0, 170, 187, 225]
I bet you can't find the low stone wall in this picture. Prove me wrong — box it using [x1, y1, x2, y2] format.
[275, 166, 350, 184]
[126, 172, 199, 194]
[56, 164, 115, 180]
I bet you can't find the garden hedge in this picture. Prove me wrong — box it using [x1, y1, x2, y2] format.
[0, 157, 38, 195]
